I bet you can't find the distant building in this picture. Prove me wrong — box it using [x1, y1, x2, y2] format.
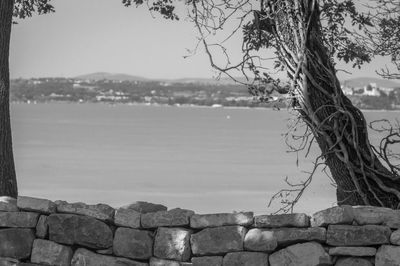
[343, 83, 382, 97]
[363, 83, 380, 96]
[341, 85, 353, 96]
[96, 90, 128, 101]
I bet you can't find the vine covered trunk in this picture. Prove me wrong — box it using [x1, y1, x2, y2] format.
[265, 0, 400, 208]
[0, 0, 18, 197]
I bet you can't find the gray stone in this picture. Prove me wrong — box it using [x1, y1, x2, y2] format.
[375, 245, 400, 266]
[335, 257, 373, 266]
[17, 264, 44, 266]
[123, 201, 167, 214]
[255, 213, 310, 228]
[269, 242, 332, 266]
[71, 248, 148, 266]
[154, 227, 192, 261]
[0, 197, 18, 212]
[191, 226, 247, 255]
[96, 248, 113, 255]
[17, 196, 56, 214]
[48, 214, 113, 249]
[223, 252, 269, 266]
[0, 229, 35, 259]
[390, 229, 400, 245]
[149, 258, 181, 266]
[0, 212, 39, 228]
[190, 212, 253, 228]
[353, 206, 400, 228]
[17, 264, 45, 266]
[0, 257, 19, 266]
[326, 225, 391, 246]
[192, 256, 222, 266]
[55, 201, 115, 222]
[31, 239, 73, 266]
[311, 206, 354, 227]
[113, 227, 153, 260]
[270, 227, 326, 246]
[35, 215, 48, 239]
[114, 208, 141, 228]
[141, 208, 194, 228]
[0, 258, 41, 266]
[328, 246, 376, 256]
[244, 228, 277, 252]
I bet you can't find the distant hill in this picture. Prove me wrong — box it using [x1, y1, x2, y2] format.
[341, 77, 400, 88]
[75, 72, 149, 82]
[75, 72, 400, 89]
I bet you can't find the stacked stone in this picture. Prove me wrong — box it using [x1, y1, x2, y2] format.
[1, 196, 400, 266]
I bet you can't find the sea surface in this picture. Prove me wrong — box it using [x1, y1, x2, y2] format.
[10, 103, 400, 214]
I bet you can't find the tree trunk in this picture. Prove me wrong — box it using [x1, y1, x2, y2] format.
[0, 0, 18, 198]
[266, 0, 400, 208]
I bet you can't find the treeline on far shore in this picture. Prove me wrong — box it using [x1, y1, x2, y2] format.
[10, 78, 400, 110]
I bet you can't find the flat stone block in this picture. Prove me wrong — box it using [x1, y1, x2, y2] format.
[71, 248, 148, 266]
[17, 196, 56, 214]
[122, 201, 167, 214]
[390, 229, 400, 245]
[96, 248, 113, 255]
[114, 208, 141, 228]
[244, 228, 277, 252]
[329, 246, 376, 256]
[269, 242, 332, 266]
[335, 257, 373, 266]
[353, 206, 400, 228]
[191, 226, 247, 255]
[0, 212, 39, 228]
[31, 239, 72, 266]
[16, 263, 45, 266]
[154, 227, 192, 261]
[311, 206, 354, 227]
[223, 252, 268, 266]
[192, 256, 222, 266]
[255, 213, 310, 228]
[326, 225, 391, 246]
[271, 227, 326, 246]
[375, 245, 400, 266]
[0, 258, 43, 266]
[0, 228, 35, 259]
[113, 227, 153, 260]
[190, 212, 253, 228]
[48, 214, 113, 249]
[55, 201, 115, 222]
[35, 215, 48, 239]
[17, 264, 46, 266]
[0, 197, 18, 212]
[141, 208, 194, 228]
[149, 257, 181, 266]
[0, 257, 19, 266]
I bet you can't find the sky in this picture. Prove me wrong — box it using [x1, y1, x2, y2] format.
[9, 0, 395, 80]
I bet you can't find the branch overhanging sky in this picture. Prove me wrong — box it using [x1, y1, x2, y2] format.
[10, 0, 396, 81]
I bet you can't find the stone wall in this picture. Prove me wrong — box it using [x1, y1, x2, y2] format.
[0, 196, 400, 266]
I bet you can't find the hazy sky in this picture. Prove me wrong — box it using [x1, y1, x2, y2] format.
[9, 0, 395, 80]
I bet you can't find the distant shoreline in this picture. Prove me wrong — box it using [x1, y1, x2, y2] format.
[10, 100, 400, 112]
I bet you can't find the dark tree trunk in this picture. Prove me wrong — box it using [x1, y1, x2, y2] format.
[0, 0, 18, 198]
[266, 0, 400, 208]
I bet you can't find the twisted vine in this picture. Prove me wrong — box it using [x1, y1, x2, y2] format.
[188, 0, 400, 212]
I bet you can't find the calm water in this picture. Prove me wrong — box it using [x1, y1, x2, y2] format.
[10, 103, 399, 214]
